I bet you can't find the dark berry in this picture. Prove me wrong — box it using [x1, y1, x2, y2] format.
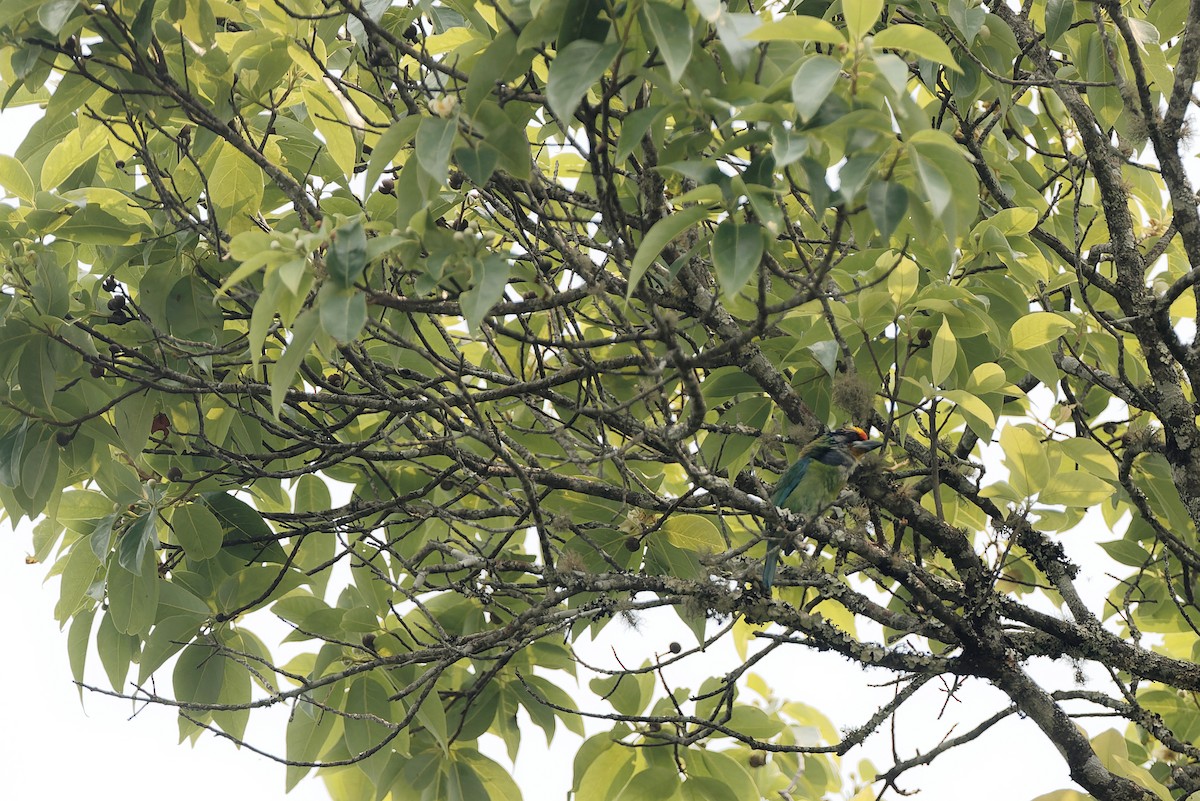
[90, 364, 105, 378]
[379, 178, 395, 195]
[668, 641, 681, 654]
[107, 295, 126, 310]
[166, 466, 183, 482]
[623, 536, 640, 552]
[55, 431, 72, 447]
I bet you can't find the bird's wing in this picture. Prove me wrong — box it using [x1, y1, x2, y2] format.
[771, 454, 811, 507]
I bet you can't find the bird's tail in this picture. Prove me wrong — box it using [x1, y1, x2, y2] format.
[762, 542, 780, 591]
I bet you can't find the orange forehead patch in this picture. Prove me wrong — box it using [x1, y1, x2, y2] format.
[848, 426, 868, 440]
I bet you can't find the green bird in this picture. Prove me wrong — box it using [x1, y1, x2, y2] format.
[762, 426, 882, 590]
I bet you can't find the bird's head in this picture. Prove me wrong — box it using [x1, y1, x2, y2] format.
[825, 426, 883, 459]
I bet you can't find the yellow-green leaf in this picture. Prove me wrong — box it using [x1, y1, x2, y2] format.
[999, 424, 1049, 498]
[663, 515, 725, 553]
[0, 154, 34, 202]
[1059, 437, 1118, 481]
[1039, 471, 1113, 507]
[844, 0, 885, 40]
[873, 24, 962, 72]
[746, 15, 845, 45]
[930, 317, 957, 385]
[1010, 311, 1073, 350]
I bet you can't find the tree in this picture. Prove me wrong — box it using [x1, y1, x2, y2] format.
[2, 0, 1200, 797]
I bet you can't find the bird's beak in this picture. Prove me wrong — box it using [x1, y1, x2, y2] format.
[851, 440, 883, 456]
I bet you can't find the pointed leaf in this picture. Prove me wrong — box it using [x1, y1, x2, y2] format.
[867, 181, 908, 240]
[416, 115, 458, 185]
[271, 309, 321, 418]
[318, 285, 368, 342]
[547, 40, 620, 123]
[172, 502, 224, 561]
[642, 2, 693, 84]
[791, 56, 842, 122]
[844, 0, 885, 40]
[118, 509, 158, 575]
[628, 205, 712, 296]
[874, 24, 962, 72]
[930, 316, 957, 386]
[710, 219, 765, 297]
[327, 217, 367, 288]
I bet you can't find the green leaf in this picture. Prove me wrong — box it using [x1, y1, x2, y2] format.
[174, 639, 225, 705]
[38, 0, 79, 35]
[1098, 539, 1153, 567]
[67, 605, 96, 697]
[589, 672, 649, 717]
[576, 742, 636, 801]
[465, 31, 532, 115]
[1010, 311, 1074, 350]
[867, 181, 908, 240]
[208, 140, 265, 222]
[301, 83, 358, 180]
[416, 115, 458, 185]
[940, 389, 997, 437]
[710, 219, 764, 297]
[557, 0, 611, 48]
[461, 253, 510, 334]
[746, 15, 846, 45]
[172, 502, 224, 561]
[41, 124, 107, 190]
[886, 256, 919, 306]
[55, 539, 101, 623]
[873, 24, 962, 72]
[96, 611, 136, 690]
[910, 149, 952, 217]
[930, 316, 957, 386]
[1060, 437, 1118, 481]
[416, 689, 449, 754]
[0, 154, 35, 202]
[843, 0, 885, 40]
[287, 697, 339, 790]
[1040, 471, 1113, 507]
[327, 217, 367, 288]
[165, 275, 222, 340]
[318, 284, 369, 342]
[1045, 0, 1074, 46]
[364, 115, 421, 197]
[55, 204, 144, 245]
[628, 205, 712, 296]
[58, 489, 114, 521]
[270, 308, 321, 418]
[118, 509, 159, 575]
[454, 143, 500, 185]
[791, 56, 842, 122]
[663, 515, 725, 553]
[107, 545, 159, 636]
[642, 2, 693, 84]
[200, 491, 286, 564]
[999, 425, 1050, 498]
[547, 40, 620, 123]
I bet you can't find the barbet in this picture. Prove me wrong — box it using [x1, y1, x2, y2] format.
[762, 426, 882, 590]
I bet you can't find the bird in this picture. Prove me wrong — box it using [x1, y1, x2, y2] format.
[762, 426, 882, 590]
